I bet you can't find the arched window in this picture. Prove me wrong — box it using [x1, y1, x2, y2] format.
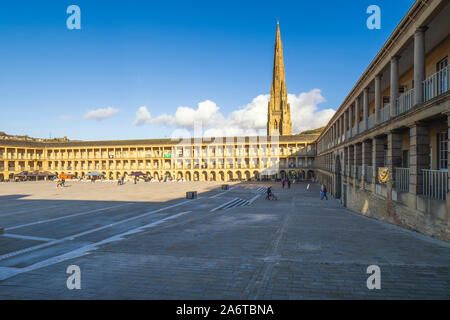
[274, 120, 278, 130]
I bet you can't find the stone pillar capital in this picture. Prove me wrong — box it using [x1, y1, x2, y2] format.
[414, 26, 428, 35]
[391, 55, 401, 63]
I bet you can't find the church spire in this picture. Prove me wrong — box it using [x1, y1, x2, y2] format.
[267, 22, 292, 136]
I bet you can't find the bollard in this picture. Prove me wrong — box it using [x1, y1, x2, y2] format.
[221, 184, 229, 190]
[186, 191, 197, 199]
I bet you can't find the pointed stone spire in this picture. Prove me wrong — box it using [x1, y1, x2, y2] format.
[267, 22, 292, 136]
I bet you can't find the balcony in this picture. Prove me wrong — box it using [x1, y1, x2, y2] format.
[379, 105, 390, 123]
[367, 114, 375, 130]
[365, 166, 374, 184]
[396, 89, 414, 116]
[423, 65, 449, 102]
[359, 120, 366, 133]
[356, 166, 363, 180]
[395, 168, 410, 192]
[422, 169, 447, 201]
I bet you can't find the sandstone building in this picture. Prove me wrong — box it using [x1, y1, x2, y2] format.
[314, 0, 449, 241]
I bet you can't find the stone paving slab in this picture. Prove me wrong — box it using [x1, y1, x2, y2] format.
[0, 181, 448, 299]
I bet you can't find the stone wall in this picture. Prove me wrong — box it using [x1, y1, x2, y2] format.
[345, 183, 450, 242]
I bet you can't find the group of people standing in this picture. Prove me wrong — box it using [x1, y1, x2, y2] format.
[281, 178, 292, 189]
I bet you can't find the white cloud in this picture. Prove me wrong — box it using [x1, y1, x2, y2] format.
[133, 89, 335, 136]
[288, 89, 336, 133]
[133, 106, 152, 126]
[83, 107, 119, 121]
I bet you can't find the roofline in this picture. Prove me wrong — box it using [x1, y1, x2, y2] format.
[0, 134, 320, 149]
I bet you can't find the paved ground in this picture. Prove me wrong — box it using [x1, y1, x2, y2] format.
[0, 180, 449, 299]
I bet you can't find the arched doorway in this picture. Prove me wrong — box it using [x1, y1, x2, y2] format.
[299, 170, 305, 180]
[193, 171, 199, 181]
[227, 171, 233, 181]
[186, 171, 191, 181]
[289, 170, 297, 180]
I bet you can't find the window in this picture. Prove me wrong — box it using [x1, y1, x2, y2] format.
[437, 57, 448, 95]
[437, 57, 448, 72]
[437, 131, 448, 170]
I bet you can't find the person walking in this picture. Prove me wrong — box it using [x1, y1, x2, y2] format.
[282, 179, 285, 188]
[287, 179, 291, 189]
[320, 184, 328, 200]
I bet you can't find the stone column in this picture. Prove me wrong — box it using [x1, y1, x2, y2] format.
[354, 143, 362, 187]
[387, 131, 403, 191]
[390, 56, 400, 118]
[348, 106, 353, 138]
[363, 88, 369, 131]
[343, 146, 348, 177]
[355, 97, 360, 134]
[333, 123, 336, 145]
[339, 118, 342, 142]
[339, 116, 342, 141]
[343, 110, 348, 141]
[414, 27, 427, 105]
[362, 140, 373, 189]
[409, 123, 430, 197]
[375, 75, 381, 125]
[372, 137, 385, 186]
[348, 145, 354, 184]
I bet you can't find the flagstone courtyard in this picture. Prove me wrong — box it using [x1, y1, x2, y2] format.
[0, 180, 449, 299]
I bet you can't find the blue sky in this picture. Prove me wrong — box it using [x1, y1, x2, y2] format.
[0, 0, 415, 140]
